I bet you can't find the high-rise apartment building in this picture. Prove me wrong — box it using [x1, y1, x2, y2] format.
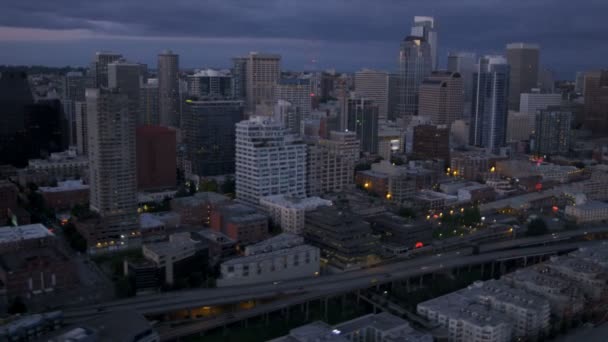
[85, 88, 138, 250]
[232, 57, 248, 100]
[158, 50, 180, 127]
[470, 56, 510, 153]
[519, 91, 562, 115]
[74, 101, 88, 155]
[532, 107, 572, 156]
[62, 72, 88, 146]
[273, 100, 301, 135]
[90, 51, 123, 88]
[346, 98, 379, 154]
[274, 78, 312, 119]
[354, 70, 389, 120]
[412, 124, 450, 161]
[506, 43, 540, 110]
[583, 70, 608, 136]
[306, 131, 360, 196]
[398, 36, 432, 117]
[182, 100, 244, 176]
[418, 71, 464, 126]
[136, 125, 176, 191]
[411, 16, 438, 70]
[235, 117, 306, 205]
[139, 79, 159, 125]
[187, 69, 233, 99]
[240, 52, 281, 113]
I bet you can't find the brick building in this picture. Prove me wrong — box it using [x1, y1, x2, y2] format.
[38, 180, 89, 211]
[210, 203, 268, 245]
[170, 192, 231, 226]
[136, 125, 177, 191]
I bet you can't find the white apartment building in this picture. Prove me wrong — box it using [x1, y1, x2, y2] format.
[235, 117, 307, 205]
[354, 69, 389, 120]
[546, 255, 608, 300]
[217, 243, 319, 287]
[259, 195, 332, 234]
[565, 200, 608, 224]
[27, 149, 89, 181]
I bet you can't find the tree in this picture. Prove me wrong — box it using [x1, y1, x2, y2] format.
[7, 296, 27, 314]
[527, 218, 549, 236]
[221, 176, 235, 195]
[390, 156, 405, 166]
[200, 179, 219, 193]
[188, 272, 204, 288]
[461, 207, 481, 227]
[398, 207, 416, 219]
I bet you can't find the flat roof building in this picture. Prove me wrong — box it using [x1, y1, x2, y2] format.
[260, 195, 332, 234]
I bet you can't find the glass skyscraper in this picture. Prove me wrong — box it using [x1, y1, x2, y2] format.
[398, 36, 432, 118]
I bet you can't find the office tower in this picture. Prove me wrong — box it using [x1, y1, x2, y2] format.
[387, 73, 401, 120]
[25, 99, 67, 158]
[233, 52, 281, 113]
[506, 111, 534, 142]
[74, 101, 88, 155]
[139, 79, 159, 125]
[411, 16, 438, 70]
[306, 131, 360, 196]
[235, 117, 306, 205]
[506, 43, 540, 110]
[346, 98, 379, 154]
[183, 100, 244, 176]
[232, 57, 248, 100]
[108, 60, 145, 111]
[0, 71, 35, 167]
[447, 52, 476, 115]
[91, 51, 123, 88]
[519, 91, 562, 115]
[136, 126, 176, 190]
[418, 71, 464, 126]
[532, 107, 571, 156]
[274, 78, 312, 119]
[158, 49, 180, 127]
[62, 72, 88, 146]
[273, 100, 301, 135]
[470, 56, 510, 153]
[187, 69, 233, 99]
[575, 72, 585, 95]
[538, 68, 555, 93]
[354, 69, 389, 120]
[583, 70, 608, 136]
[412, 124, 450, 161]
[86, 88, 138, 247]
[398, 36, 432, 117]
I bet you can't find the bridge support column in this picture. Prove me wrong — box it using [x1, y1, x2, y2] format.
[406, 278, 411, 292]
[500, 261, 506, 275]
[305, 301, 310, 321]
[265, 312, 269, 326]
[523, 256, 528, 267]
[454, 267, 460, 277]
[341, 294, 346, 311]
[285, 307, 290, 322]
[480, 263, 485, 277]
[324, 297, 329, 321]
[490, 262, 495, 277]
[356, 290, 361, 305]
[419, 275, 423, 287]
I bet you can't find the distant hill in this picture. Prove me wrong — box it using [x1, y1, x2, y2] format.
[0, 65, 87, 75]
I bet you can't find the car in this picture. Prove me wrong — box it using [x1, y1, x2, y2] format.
[273, 281, 281, 285]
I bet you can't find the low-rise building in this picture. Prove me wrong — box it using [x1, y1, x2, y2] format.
[210, 203, 269, 245]
[139, 213, 167, 242]
[304, 206, 379, 270]
[0, 180, 19, 224]
[269, 313, 432, 342]
[565, 200, 608, 223]
[414, 190, 459, 211]
[0, 223, 55, 254]
[457, 184, 496, 204]
[194, 229, 236, 265]
[218, 239, 319, 287]
[366, 213, 432, 251]
[170, 192, 231, 226]
[142, 233, 203, 285]
[38, 179, 89, 210]
[545, 255, 608, 300]
[0, 246, 78, 300]
[260, 195, 332, 234]
[26, 149, 88, 183]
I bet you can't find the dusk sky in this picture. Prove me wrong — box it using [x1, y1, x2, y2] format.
[1, 0, 606, 79]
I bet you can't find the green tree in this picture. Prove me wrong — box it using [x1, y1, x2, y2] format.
[527, 218, 549, 236]
[221, 176, 236, 195]
[462, 207, 481, 227]
[355, 163, 371, 171]
[200, 179, 219, 193]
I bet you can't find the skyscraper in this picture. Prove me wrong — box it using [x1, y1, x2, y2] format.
[187, 69, 233, 99]
[62, 71, 88, 146]
[583, 70, 608, 136]
[158, 50, 180, 127]
[139, 79, 159, 125]
[447, 52, 476, 116]
[86, 88, 138, 249]
[412, 124, 450, 161]
[354, 69, 389, 120]
[273, 100, 301, 135]
[519, 91, 562, 116]
[182, 99, 244, 176]
[274, 78, 312, 119]
[398, 36, 432, 118]
[238, 52, 281, 114]
[418, 71, 464, 126]
[232, 57, 248, 100]
[0, 71, 34, 166]
[346, 98, 379, 154]
[506, 43, 540, 110]
[91, 51, 123, 88]
[532, 107, 571, 156]
[470, 56, 510, 153]
[411, 16, 438, 70]
[235, 117, 306, 205]
[136, 125, 176, 190]
[74, 101, 88, 155]
[108, 60, 145, 112]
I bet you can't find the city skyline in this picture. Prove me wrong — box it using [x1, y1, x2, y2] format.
[1, 0, 607, 78]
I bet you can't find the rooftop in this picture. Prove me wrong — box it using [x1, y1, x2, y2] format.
[196, 228, 235, 245]
[39, 179, 89, 193]
[0, 223, 54, 244]
[244, 233, 304, 255]
[260, 195, 332, 210]
[221, 244, 317, 266]
[570, 200, 608, 211]
[139, 213, 164, 229]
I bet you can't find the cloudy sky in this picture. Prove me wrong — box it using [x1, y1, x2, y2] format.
[0, 0, 606, 78]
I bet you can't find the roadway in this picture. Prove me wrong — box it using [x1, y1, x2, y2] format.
[63, 240, 594, 321]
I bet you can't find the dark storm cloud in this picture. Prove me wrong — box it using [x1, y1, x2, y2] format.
[1, 0, 607, 76]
